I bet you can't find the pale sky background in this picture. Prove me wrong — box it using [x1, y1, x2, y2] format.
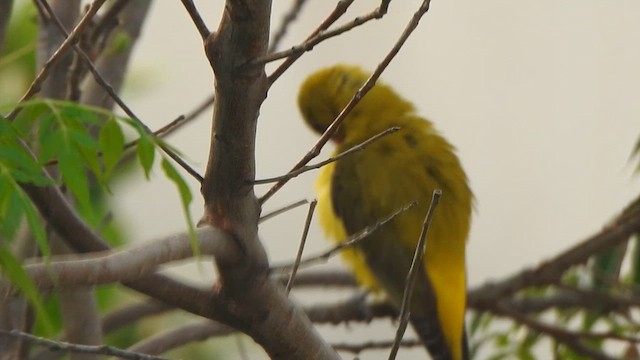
[107, 1, 640, 358]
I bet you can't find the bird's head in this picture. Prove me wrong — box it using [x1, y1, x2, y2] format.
[297, 64, 413, 143]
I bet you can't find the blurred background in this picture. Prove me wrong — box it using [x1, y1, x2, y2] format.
[6, 0, 640, 358]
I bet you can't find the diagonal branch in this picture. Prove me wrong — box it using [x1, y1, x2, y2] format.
[6, 227, 232, 292]
[260, 0, 434, 204]
[389, 189, 440, 359]
[20, 180, 245, 331]
[469, 196, 640, 309]
[254, 127, 399, 184]
[268, 0, 309, 53]
[0, 330, 167, 360]
[37, 0, 202, 182]
[199, 1, 339, 358]
[6, 0, 108, 120]
[265, 0, 354, 85]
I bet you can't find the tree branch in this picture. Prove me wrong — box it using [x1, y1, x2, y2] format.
[3, 227, 232, 292]
[126, 321, 233, 355]
[6, 0, 107, 120]
[260, 0, 434, 204]
[469, 197, 640, 310]
[20, 181, 245, 332]
[199, 1, 339, 358]
[0, 330, 167, 360]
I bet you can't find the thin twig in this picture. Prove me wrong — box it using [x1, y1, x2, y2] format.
[334, 338, 422, 354]
[180, 0, 210, 40]
[102, 301, 171, 334]
[262, 5, 384, 69]
[576, 330, 640, 343]
[496, 305, 617, 360]
[263, 0, 393, 81]
[269, 0, 309, 53]
[46, 93, 214, 167]
[126, 321, 234, 355]
[156, 94, 214, 138]
[388, 189, 441, 360]
[272, 202, 416, 272]
[6, 0, 108, 121]
[286, 200, 317, 294]
[37, 0, 203, 182]
[274, 269, 357, 288]
[254, 127, 400, 184]
[12, 227, 231, 291]
[91, 0, 131, 44]
[487, 287, 640, 314]
[0, 330, 167, 360]
[265, 0, 354, 85]
[260, 0, 433, 204]
[469, 196, 640, 308]
[259, 199, 309, 223]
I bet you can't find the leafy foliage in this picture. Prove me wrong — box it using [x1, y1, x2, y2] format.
[469, 264, 640, 359]
[0, 99, 197, 337]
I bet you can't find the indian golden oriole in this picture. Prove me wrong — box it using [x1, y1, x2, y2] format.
[298, 64, 473, 360]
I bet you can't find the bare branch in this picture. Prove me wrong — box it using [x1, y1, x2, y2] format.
[389, 189, 441, 359]
[180, 0, 210, 41]
[285, 200, 317, 294]
[80, 0, 153, 111]
[6, 0, 108, 120]
[0, 330, 167, 360]
[491, 287, 640, 314]
[469, 196, 640, 309]
[494, 305, 618, 360]
[90, 0, 131, 45]
[265, 0, 354, 85]
[335, 339, 422, 354]
[126, 321, 233, 355]
[254, 127, 400, 184]
[274, 269, 357, 288]
[200, 1, 339, 358]
[272, 202, 416, 272]
[37, 0, 202, 182]
[268, 0, 308, 53]
[259, 199, 309, 223]
[304, 295, 397, 324]
[20, 180, 243, 329]
[102, 301, 171, 334]
[6, 227, 232, 292]
[260, 0, 433, 204]
[155, 94, 214, 139]
[263, 3, 390, 68]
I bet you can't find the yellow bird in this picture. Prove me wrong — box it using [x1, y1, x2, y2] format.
[298, 65, 473, 360]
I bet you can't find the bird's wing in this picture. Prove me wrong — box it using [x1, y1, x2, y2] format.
[328, 132, 459, 360]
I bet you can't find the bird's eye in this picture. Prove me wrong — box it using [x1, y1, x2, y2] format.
[336, 73, 349, 94]
[403, 133, 419, 148]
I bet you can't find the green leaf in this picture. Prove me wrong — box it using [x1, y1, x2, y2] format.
[17, 189, 49, 259]
[592, 244, 626, 288]
[69, 127, 102, 182]
[37, 115, 60, 164]
[0, 189, 22, 240]
[107, 31, 132, 55]
[161, 158, 198, 255]
[58, 147, 93, 220]
[98, 119, 125, 179]
[0, 146, 48, 186]
[136, 134, 155, 179]
[0, 248, 53, 335]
